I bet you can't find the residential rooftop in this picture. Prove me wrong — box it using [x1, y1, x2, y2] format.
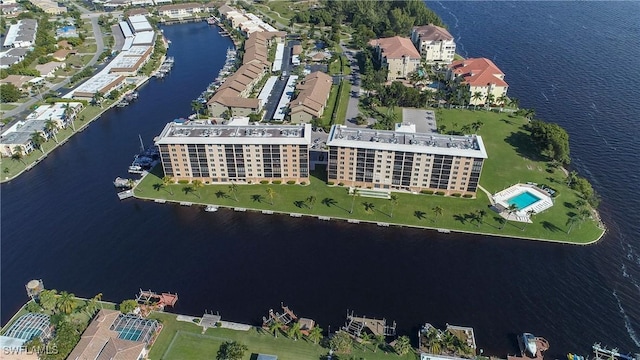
[327, 125, 488, 158]
[155, 120, 312, 145]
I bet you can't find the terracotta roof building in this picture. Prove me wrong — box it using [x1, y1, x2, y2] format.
[411, 24, 456, 65]
[289, 71, 332, 124]
[447, 57, 508, 106]
[368, 36, 421, 81]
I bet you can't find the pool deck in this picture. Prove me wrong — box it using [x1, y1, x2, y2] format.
[493, 183, 554, 223]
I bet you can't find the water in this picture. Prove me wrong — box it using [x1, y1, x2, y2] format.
[2, 3, 640, 356]
[507, 192, 540, 211]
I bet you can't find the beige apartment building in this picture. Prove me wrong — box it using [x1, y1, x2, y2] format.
[368, 36, 421, 81]
[155, 118, 312, 184]
[289, 71, 333, 124]
[448, 58, 508, 106]
[326, 124, 487, 195]
[411, 24, 456, 66]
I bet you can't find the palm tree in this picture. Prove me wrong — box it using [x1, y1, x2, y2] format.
[497, 94, 508, 111]
[305, 195, 316, 209]
[38, 289, 58, 312]
[192, 179, 204, 198]
[363, 202, 375, 213]
[191, 100, 203, 118]
[471, 91, 483, 109]
[502, 204, 518, 229]
[509, 97, 520, 109]
[56, 291, 76, 314]
[30, 132, 46, 153]
[389, 194, 399, 218]
[360, 332, 372, 352]
[287, 321, 302, 340]
[566, 215, 580, 234]
[372, 334, 385, 353]
[10, 146, 26, 165]
[432, 206, 443, 219]
[431, 341, 442, 355]
[477, 209, 487, 225]
[307, 326, 323, 345]
[229, 182, 239, 202]
[266, 187, 276, 205]
[522, 209, 536, 231]
[485, 93, 495, 109]
[162, 176, 174, 195]
[92, 92, 103, 108]
[44, 119, 59, 143]
[393, 335, 412, 356]
[524, 108, 536, 120]
[471, 121, 484, 133]
[183, 185, 195, 196]
[268, 320, 283, 338]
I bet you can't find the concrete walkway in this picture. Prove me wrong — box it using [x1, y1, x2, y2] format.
[477, 185, 495, 205]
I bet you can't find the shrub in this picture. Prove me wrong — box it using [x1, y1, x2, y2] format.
[286, 180, 296, 185]
[177, 180, 189, 184]
[420, 190, 434, 195]
[463, 194, 473, 198]
[327, 181, 334, 185]
[338, 182, 344, 186]
[272, 180, 282, 185]
[451, 193, 462, 197]
[300, 181, 306, 185]
[260, 180, 269, 184]
[435, 191, 445, 196]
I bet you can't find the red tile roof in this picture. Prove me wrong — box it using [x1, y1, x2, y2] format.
[368, 36, 420, 60]
[448, 58, 508, 87]
[412, 24, 454, 42]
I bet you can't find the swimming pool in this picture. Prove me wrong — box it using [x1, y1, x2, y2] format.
[507, 191, 541, 210]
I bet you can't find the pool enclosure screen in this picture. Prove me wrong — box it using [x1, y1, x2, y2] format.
[3, 313, 52, 341]
[109, 313, 159, 344]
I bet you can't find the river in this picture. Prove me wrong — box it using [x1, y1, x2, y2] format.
[1, 3, 639, 357]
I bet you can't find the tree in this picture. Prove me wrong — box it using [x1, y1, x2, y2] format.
[471, 121, 484, 133]
[56, 291, 76, 315]
[25, 300, 43, 313]
[216, 341, 247, 360]
[0, 83, 21, 102]
[329, 331, 353, 354]
[191, 100, 204, 117]
[162, 176, 174, 195]
[268, 320, 282, 338]
[119, 299, 137, 314]
[471, 91, 483, 109]
[485, 93, 495, 108]
[266, 187, 276, 205]
[183, 186, 195, 196]
[306, 195, 317, 209]
[373, 334, 386, 353]
[192, 179, 204, 198]
[10, 146, 26, 165]
[92, 92, 103, 107]
[477, 209, 487, 226]
[361, 332, 372, 352]
[393, 335, 412, 355]
[502, 204, 518, 230]
[287, 321, 302, 340]
[31, 131, 46, 153]
[527, 119, 571, 164]
[38, 289, 58, 312]
[389, 194, 399, 218]
[307, 325, 323, 344]
[432, 206, 443, 218]
[229, 182, 239, 202]
[566, 214, 580, 234]
[44, 119, 59, 143]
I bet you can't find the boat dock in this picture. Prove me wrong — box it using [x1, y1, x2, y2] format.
[262, 303, 298, 328]
[117, 190, 134, 200]
[193, 47, 236, 104]
[593, 343, 640, 360]
[342, 310, 396, 337]
[154, 57, 175, 78]
[507, 336, 549, 360]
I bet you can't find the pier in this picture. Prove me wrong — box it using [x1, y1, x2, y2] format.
[262, 303, 298, 328]
[342, 310, 396, 338]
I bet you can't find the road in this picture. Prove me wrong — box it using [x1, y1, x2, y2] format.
[2, 2, 106, 119]
[340, 43, 365, 127]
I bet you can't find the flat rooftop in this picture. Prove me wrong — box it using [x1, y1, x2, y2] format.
[156, 121, 312, 145]
[327, 125, 488, 158]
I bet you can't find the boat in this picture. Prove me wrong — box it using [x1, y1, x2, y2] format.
[128, 165, 143, 174]
[116, 100, 129, 108]
[520, 333, 537, 357]
[206, 17, 216, 25]
[113, 177, 132, 188]
[205, 205, 218, 212]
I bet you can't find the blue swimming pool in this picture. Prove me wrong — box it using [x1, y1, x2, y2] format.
[507, 191, 541, 210]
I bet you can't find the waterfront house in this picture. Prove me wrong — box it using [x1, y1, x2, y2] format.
[447, 57, 508, 106]
[155, 118, 311, 184]
[67, 309, 158, 360]
[289, 71, 333, 124]
[411, 24, 456, 66]
[368, 36, 421, 81]
[326, 124, 487, 195]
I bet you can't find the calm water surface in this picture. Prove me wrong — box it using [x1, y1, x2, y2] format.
[2, 2, 639, 356]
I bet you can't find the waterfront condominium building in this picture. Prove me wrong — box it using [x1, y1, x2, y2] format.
[155, 118, 312, 184]
[368, 36, 421, 81]
[411, 24, 456, 66]
[326, 124, 488, 195]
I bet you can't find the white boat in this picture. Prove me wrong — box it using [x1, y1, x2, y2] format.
[521, 333, 537, 357]
[128, 165, 143, 174]
[205, 205, 218, 212]
[113, 177, 132, 188]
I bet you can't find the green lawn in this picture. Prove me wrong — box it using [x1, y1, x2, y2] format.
[137, 108, 603, 244]
[0, 103, 17, 111]
[334, 80, 351, 125]
[148, 312, 417, 360]
[320, 85, 338, 126]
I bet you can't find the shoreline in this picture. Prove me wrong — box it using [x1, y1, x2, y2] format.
[132, 187, 606, 246]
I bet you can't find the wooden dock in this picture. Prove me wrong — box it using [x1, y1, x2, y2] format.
[342, 310, 396, 337]
[507, 336, 549, 360]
